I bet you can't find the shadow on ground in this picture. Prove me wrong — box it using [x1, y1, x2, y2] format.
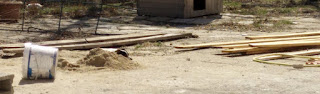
[19, 79, 54, 85]
[133, 14, 222, 26]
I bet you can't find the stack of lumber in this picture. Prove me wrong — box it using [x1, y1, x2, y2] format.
[0, 33, 193, 54]
[175, 32, 320, 55]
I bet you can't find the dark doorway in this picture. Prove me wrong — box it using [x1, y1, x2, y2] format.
[194, 0, 206, 10]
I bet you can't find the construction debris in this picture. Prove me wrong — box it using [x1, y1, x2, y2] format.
[0, 73, 14, 94]
[175, 31, 320, 55]
[0, 33, 194, 56]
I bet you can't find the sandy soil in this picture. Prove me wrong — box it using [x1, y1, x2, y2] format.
[1, 13, 320, 94]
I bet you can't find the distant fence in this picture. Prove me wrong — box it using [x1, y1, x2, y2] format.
[0, 0, 136, 34]
[19, 0, 103, 34]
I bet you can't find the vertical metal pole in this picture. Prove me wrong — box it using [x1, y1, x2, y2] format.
[22, 0, 27, 31]
[95, 2, 103, 35]
[58, 0, 64, 34]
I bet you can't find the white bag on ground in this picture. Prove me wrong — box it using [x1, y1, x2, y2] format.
[22, 43, 58, 79]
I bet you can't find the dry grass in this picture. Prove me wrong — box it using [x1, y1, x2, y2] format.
[200, 18, 294, 32]
[224, 0, 320, 16]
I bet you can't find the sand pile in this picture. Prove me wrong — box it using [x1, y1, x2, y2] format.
[77, 48, 139, 70]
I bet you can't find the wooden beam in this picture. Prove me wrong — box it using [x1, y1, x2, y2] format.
[217, 44, 250, 48]
[245, 31, 320, 40]
[3, 33, 193, 54]
[258, 49, 320, 60]
[0, 33, 166, 49]
[222, 47, 257, 54]
[245, 47, 292, 55]
[175, 35, 320, 49]
[250, 39, 320, 48]
[222, 47, 290, 54]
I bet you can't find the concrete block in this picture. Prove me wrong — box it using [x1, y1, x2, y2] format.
[0, 73, 14, 94]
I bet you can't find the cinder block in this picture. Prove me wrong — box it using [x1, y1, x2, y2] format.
[0, 73, 14, 94]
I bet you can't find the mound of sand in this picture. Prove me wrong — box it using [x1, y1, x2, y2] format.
[77, 48, 139, 70]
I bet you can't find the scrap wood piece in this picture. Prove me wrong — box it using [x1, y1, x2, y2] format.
[3, 33, 193, 54]
[258, 49, 320, 60]
[245, 31, 320, 40]
[250, 39, 320, 48]
[0, 33, 166, 49]
[175, 35, 320, 49]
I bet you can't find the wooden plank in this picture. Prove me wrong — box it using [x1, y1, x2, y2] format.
[3, 33, 193, 54]
[0, 33, 165, 49]
[222, 47, 291, 54]
[250, 39, 320, 48]
[245, 31, 320, 40]
[175, 35, 320, 49]
[218, 44, 250, 48]
[245, 47, 293, 55]
[222, 47, 257, 54]
[259, 49, 320, 60]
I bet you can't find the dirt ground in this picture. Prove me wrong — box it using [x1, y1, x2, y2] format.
[1, 13, 320, 94]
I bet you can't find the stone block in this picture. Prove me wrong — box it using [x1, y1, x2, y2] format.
[0, 73, 14, 94]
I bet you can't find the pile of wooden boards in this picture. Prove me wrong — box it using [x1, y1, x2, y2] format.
[175, 32, 320, 55]
[0, 33, 193, 55]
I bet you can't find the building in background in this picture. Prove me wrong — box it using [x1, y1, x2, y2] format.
[137, 0, 223, 18]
